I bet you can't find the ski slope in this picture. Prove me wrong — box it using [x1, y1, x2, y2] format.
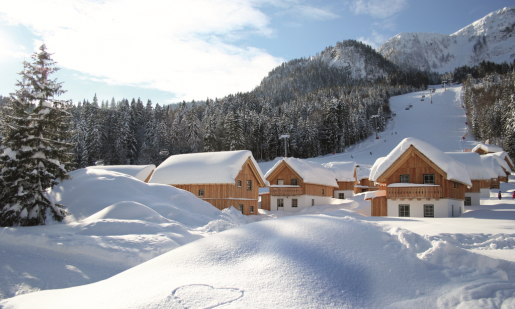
[258, 85, 475, 177]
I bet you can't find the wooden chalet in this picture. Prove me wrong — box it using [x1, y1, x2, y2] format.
[494, 151, 515, 172]
[148, 150, 267, 215]
[480, 156, 504, 189]
[263, 158, 338, 211]
[484, 153, 512, 182]
[471, 143, 504, 155]
[323, 162, 357, 199]
[446, 152, 492, 204]
[353, 164, 378, 194]
[367, 138, 472, 218]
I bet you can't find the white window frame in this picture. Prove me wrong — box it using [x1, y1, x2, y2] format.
[277, 199, 284, 208]
[277, 179, 284, 185]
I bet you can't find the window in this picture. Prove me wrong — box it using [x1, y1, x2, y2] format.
[423, 174, 435, 185]
[399, 204, 410, 217]
[400, 174, 410, 183]
[277, 199, 284, 208]
[250, 206, 254, 214]
[291, 179, 298, 185]
[465, 197, 471, 206]
[424, 205, 434, 217]
[453, 182, 459, 189]
[277, 179, 284, 185]
[239, 204, 243, 213]
[198, 189, 204, 197]
[312, 199, 315, 206]
[339, 193, 345, 199]
[322, 189, 325, 195]
[247, 180, 252, 191]
[292, 199, 298, 207]
[237, 180, 242, 187]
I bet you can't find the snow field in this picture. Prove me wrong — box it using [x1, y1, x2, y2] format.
[3, 214, 515, 308]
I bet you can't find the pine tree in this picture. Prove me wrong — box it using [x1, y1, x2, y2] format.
[0, 44, 75, 226]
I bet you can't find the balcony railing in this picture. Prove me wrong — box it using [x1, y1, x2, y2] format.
[270, 186, 303, 196]
[387, 186, 441, 199]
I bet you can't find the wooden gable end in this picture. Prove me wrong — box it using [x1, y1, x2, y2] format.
[266, 161, 304, 187]
[240, 157, 266, 187]
[377, 145, 447, 185]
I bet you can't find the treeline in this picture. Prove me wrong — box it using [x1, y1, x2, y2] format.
[444, 60, 515, 84]
[462, 66, 515, 159]
[71, 81, 420, 167]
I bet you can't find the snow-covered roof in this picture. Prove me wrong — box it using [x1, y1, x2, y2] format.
[493, 151, 514, 168]
[445, 152, 492, 180]
[357, 164, 372, 180]
[87, 165, 155, 182]
[369, 138, 472, 186]
[480, 156, 505, 178]
[322, 162, 356, 182]
[368, 157, 386, 182]
[484, 153, 512, 173]
[364, 190, 386, 200]
[265, 157, 338, 187]
[148, 150, 267, 186]
[471, 143, 504, 153]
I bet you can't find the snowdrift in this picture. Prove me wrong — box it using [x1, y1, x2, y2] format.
[4, 215, 515, 309]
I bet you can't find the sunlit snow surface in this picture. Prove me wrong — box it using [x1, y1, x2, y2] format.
[2, 86, 515, 308]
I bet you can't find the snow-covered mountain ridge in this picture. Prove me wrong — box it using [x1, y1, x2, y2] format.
[379, 7, 515, 73]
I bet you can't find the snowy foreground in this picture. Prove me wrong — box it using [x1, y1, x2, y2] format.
[2, 86, 515, 308]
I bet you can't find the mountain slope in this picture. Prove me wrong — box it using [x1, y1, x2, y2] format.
[379, 7, 515, 73]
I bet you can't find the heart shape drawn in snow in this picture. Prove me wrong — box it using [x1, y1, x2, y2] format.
[170, 284, 244, 309]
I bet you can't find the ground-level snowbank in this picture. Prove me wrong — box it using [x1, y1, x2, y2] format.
[0, 168, 253, 300]
[3, 215, 515, 309]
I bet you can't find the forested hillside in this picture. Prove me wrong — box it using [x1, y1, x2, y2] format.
[462, 61, 515, 159]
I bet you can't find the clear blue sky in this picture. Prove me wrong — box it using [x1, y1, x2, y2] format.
[0, 0, 513, 105]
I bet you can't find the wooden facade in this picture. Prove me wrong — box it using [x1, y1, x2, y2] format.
[465, 180, 483, 193]
[266, 161, 337, 197]
[337, 181, 356, 190]
[171, 157, 264, 215]
[371, 196, 387, 216]
[354, 178, 378, 194]
[260, 193, 271, 211]
[491, 178, 500, 189]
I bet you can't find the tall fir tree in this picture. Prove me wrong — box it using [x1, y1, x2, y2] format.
[0, 44, 75, 226]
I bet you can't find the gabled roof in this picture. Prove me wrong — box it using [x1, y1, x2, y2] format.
[87, 165, 155, 182]
[471, 143, 504, 153]
[484, 153, 512, 173]
[265, 157, 338, 187]
[369, 137, 472, 186]
[493, 151, 514, 168]
[445, 152, 491, 180]
[323, 162, 356, 182]
[480, 156, 505, 178]
[149, 150, 267, 186]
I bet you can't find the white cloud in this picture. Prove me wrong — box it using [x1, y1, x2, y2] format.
[0, 0, 287, 101]
[286, 5, 339, 20]
[358, 30, 388, 49]
[350, 0, 407, 19]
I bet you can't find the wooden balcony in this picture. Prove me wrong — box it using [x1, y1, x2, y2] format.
[270, 186, 303, 196]
[387, 186, 441, 199]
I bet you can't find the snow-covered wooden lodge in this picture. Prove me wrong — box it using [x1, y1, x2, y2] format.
[148, 150, 268, 215]
[471, 143, 504, 155]
[484, 153, 512, 182]
[353, 165, 377, 194]
[323, 162, 357, 199]
[263, 158, 338, 211]
[367, 138, 471, 218]
[445, 152, 492, 205]
[480, 155, 505, 189]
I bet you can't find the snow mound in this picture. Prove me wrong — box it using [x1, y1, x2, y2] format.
[83, 201, 171, 224]
[5, 216, 515, 308]
[47, 168, 220, 227]
[86, 165, 155, 182]
[199, 207, 255, 234]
